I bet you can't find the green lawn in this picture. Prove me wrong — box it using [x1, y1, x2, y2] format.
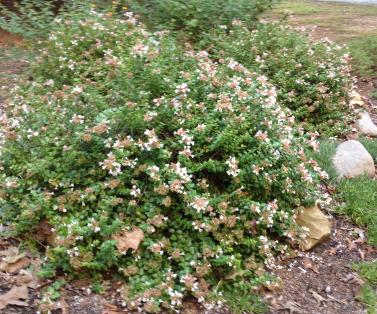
[353, 261, 377, 313]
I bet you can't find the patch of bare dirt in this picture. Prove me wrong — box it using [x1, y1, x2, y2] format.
[0, 30, 27, 106]
[357, 78, 377, 113]
[0, 30, 23, 47]
[266, 215, 377, 314]
[346, 16, 377, 36]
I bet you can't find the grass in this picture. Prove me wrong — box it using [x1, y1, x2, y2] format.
[353, 261, 377, 313]
[349, 34, 377, 78]
[357, 284, 377, 314]
[354, 261, 377, 286]
[372, 90, 377, 101]
[337, 177, 377, 246]
[307, 139, 338, 180]
[223, 290, 268, 314]
[361, 138, 377, 162]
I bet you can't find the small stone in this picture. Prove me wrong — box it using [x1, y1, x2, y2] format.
[325, 286, 331, 293]
[356, 111, 377, 137]
[333, 140, 375, 179]
[296, 205, 331, 251]
[349, 91, 364, 107]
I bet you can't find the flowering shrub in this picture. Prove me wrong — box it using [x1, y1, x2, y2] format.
[0, 9, 327, 312]
[0, 0, 63, 38]
[212, 22, 354, 135]
[125, 0, 277, 42]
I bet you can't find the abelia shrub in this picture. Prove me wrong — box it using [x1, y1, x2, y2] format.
[125, 0, 277, 42]
[212, 22, 354, 136]
[0, 10, 327, 312]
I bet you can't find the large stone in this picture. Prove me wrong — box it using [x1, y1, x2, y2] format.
[356, 111, 377, 137]
[333, 140, 375, 179]
[296, 205, 331, 251]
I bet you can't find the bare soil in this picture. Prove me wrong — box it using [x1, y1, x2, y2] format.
[264, 0, 377, 43]
[266, 215, 377, 314]
[0, 30, 27, 106]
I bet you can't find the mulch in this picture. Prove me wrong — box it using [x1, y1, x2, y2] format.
[266, 215, 376, 314]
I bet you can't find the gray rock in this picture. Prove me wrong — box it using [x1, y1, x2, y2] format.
[333, 140, 375, 179]
[356, 111, 377, 137]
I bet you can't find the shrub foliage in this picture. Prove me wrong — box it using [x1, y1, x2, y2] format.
[212, 22, 353, 135]
[0, 9, 327, 312]
[125, 0, 277, 41]
[0, 0, 60, 38]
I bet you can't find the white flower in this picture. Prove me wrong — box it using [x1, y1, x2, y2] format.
[130, 185, 142, 197]
[148, 165, 160, 179]
[189, 197, 209, 213]
[69, 114, 85, 125]
[72, 85, 83, 94]
[226, 156, 240, 177]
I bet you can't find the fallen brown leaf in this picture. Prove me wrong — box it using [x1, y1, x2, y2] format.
[347, 133, 359, 140]
[342, 273, 365, 286]
[103, 303, 123, 314]
[327, 247, 337, 256]
[0, 285, 29, 310]
[0, 272, 11, 282]
[0, 246, 31, 273]
[4, 252, 26, 264]
[14, 270, 36, 288]
[60, 296, 69, 314]
[0, 239, 9, 248]
[34, 220, 57, 246]
[365, 246, 375, 254]
[346, 238, 357, 251]
[302, 257, 319, 273]
[358, 249, 365, 261]
[0, 246, 19, 257]
[326, 185, 337, 194]
[269, 298, 279, 310]
[0, 256, 30, 273]
[309, 289, 326, 305]
[278, 301, 303, 314]
[112, 227, 144, 253]
[327, 295, 347, 305]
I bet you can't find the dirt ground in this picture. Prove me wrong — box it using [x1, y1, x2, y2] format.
[266, 215, 377, 314]
[264, 0, 377, 43]
[0, 30, 27, 106]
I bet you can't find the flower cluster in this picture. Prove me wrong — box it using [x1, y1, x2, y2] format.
[0, 9, 328, 312]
